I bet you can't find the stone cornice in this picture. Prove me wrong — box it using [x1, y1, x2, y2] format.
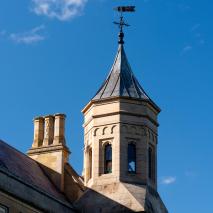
[27, 144, 71, 155]
[82, 96, 161, 114]
[83, 111, 159, 129]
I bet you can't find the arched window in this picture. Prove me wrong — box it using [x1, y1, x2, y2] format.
[148, 147, 155, 181]
[88, 148, 92, 179]
[128, 143, 136, 173]
[104, 144, 112, 174]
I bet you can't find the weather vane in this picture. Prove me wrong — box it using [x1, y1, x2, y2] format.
[113, 6, 136, 44]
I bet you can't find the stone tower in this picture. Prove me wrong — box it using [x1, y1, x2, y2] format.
[77, 12, 168, 213]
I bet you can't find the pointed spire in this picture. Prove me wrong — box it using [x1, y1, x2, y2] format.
[92, 45, 150, 101]
[92, 6, 160, 112]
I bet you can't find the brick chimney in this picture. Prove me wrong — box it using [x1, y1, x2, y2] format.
[27, 113, 70, 191]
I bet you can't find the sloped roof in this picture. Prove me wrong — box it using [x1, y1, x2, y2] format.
[0, 140, 69, 204]
[92, 44, 151, 101]
[75, 182, 168, 213]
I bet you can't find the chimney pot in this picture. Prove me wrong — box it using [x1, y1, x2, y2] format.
[53, 113, 66, 145]
[32, 116, 44, 148]
[43, 115, 54, 146]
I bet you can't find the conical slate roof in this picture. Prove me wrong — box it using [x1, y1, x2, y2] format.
[92, 44, 151, 101]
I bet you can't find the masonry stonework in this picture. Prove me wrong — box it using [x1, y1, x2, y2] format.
[75, 44, 168, 212]
[0, 20, 168, 212]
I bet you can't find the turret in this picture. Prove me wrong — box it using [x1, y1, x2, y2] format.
[76, 7, 167, 212]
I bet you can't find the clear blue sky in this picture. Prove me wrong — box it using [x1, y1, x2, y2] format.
[0, 0, 212, 212]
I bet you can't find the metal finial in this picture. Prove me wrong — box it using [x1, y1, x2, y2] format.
[113, 6, 135, 44]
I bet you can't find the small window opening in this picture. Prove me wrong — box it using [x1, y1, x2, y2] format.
[104, 144, 112, 174]
[128, 143, 136, 173]
[148, 147, 155, 182]
[88, 148, 92, 179]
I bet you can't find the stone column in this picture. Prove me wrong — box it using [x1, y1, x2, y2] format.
[43, 115, 54, 146]
[53, 113, 66, 145]
[32, 117, 44, 148]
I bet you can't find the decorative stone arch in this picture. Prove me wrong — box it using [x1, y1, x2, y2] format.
[121, 125, 128, 133]
[93, 128, 100, 136]
[130, 126, 137, 135]
[128, 140, 136, 145]
[111, 125, 117, 134]
[102, 126, 109, 135]
[101, 140, 112, 147]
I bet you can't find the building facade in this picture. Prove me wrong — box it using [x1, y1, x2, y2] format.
[0, 19, 168, 213]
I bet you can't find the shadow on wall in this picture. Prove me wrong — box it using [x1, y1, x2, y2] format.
[74, 188, 137, 213]
[39, 162, 138, 212]
[73, 184, 167, 213]
[34, 162, 136, 212]
[39, 163, 136, 212]
[38, 162, 85, 203]
[39, 163, 164, 213]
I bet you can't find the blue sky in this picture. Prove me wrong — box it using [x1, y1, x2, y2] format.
[0, 0, 212, 212]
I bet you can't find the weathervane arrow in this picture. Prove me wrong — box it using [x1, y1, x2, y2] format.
[113, 6, 136, 44]
[114, 6, 136, 12]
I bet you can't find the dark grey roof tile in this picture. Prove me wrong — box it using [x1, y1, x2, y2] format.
[92, 44, 150, 101]
[0, 140, 68, 203]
